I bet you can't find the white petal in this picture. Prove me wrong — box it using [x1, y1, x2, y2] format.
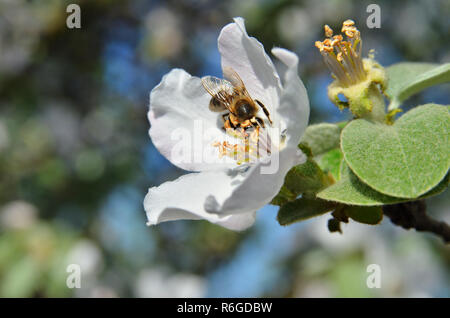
[204, 146, 305, 215]
[149, 68, 235, 172]
[218, 17, 282, 126]
[271, 48, 310, 148]
[144, 172, 256, 231]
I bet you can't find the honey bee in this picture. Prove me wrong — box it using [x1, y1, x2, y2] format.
[201, 67, 272, 130]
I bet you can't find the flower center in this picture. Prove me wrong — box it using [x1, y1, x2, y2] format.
[315, 20, 366, 87]
[212, 126, 273, 165]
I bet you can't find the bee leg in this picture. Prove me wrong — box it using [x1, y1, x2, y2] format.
[241, 120, 255, 132]
[223, 119, 233, 130]
[255, 100, 273, 126]
[229, 113, 240, 128]
[221, 113, 229, 124]
[252, 117, 265, 128]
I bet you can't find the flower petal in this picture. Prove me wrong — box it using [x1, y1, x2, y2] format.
[204, 146, 306, 215]
[272, 47, 310, 148]
[218, 17, 282, 125]
[149, 68, 235, 172]
[144, 172, 256, 231]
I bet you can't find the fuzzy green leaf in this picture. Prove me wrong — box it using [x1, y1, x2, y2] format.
[271, 185, 296, 206]
[317, 163, 404, 206]
[284, 158, 330, 195]
[344, 206, 383, 225]
[317, 163, 449, 206]
[277, 197, 335, 226]
[300, 123, 343, 156]
[386, 62, 450, 110]
[341, 104, 450, 198]
[272, 144, 331, 205]
[318, 148, 343, 181]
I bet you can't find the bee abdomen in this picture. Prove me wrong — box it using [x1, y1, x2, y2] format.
[209, 96, 227, 112]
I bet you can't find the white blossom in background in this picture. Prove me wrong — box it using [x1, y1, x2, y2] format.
[0, 0, 62, 74]
[66, 240, 103, 277]
[144, 17, 309, 230]
[142, 8, 184, 59]
[135, 268, 206, 298]
[0, 200, 38, 230]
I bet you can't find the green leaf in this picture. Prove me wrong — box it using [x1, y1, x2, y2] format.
[284, 158, 330, 195]
[317, 163, 449, 206]
[341, 104, 450, 198]
[271, 185, 296, 206]
[318, 148, 343, 181]
[271, 144, 332, 205]
[386, 62, 450, 110]
[0, 257, 39, 297]
[300, 123, 343, 156]
[277, 197, 335, 226]
[344, 206, 383, 225]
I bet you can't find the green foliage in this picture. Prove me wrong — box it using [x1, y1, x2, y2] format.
[318, 148, 343, 181]
[273, 144, 333, 202]
[271, 185, 296, 206]
[0, 223, 77, 297]
[341, 104, 450, 198]
[277, 197, 335, 226]
[317, 163, 449, 206]
[330, 256, 373, 297]
[344, 206, 383, 225]
[284, 159, 330, 196]
[386, 62, 450, 110]
[0, 257, 40, 297]
[317, 163, 403, 205]
[274, 145, 337, 226]
[300, 123, 342, 156]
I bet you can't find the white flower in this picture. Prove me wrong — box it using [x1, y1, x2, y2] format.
[144, 17, 309, 231]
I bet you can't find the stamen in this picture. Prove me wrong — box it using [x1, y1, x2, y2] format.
[315, 20, 367, 87]
[212, 126, 271, 165]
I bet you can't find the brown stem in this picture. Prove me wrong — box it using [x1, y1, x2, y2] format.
[383, 200, 450, 244]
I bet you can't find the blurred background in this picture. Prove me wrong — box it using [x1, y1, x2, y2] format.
[0, 0, 449, 297]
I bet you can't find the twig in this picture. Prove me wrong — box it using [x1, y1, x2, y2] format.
[383, 200, 450, 244]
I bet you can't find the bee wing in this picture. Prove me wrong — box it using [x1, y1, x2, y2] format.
[223, 66, 245, 89]
[201, 76, 235, 112]
[222, 66, 254, 100]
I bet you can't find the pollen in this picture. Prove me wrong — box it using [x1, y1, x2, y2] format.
[315, 19, 366, 87]
[212, 126, 270, 165]
[324, 25, 333, 38]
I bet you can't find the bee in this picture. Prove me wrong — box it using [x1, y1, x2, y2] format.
[201, 67, 273, 130]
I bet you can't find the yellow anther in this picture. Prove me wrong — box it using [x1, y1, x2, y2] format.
[315, 41, 324, 52]
[342, 19, 355, 27]
[324, 25, 333, 38]
[315, 19, 367, 87]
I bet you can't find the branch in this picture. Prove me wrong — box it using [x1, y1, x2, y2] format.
[383, 200, 450, 243]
